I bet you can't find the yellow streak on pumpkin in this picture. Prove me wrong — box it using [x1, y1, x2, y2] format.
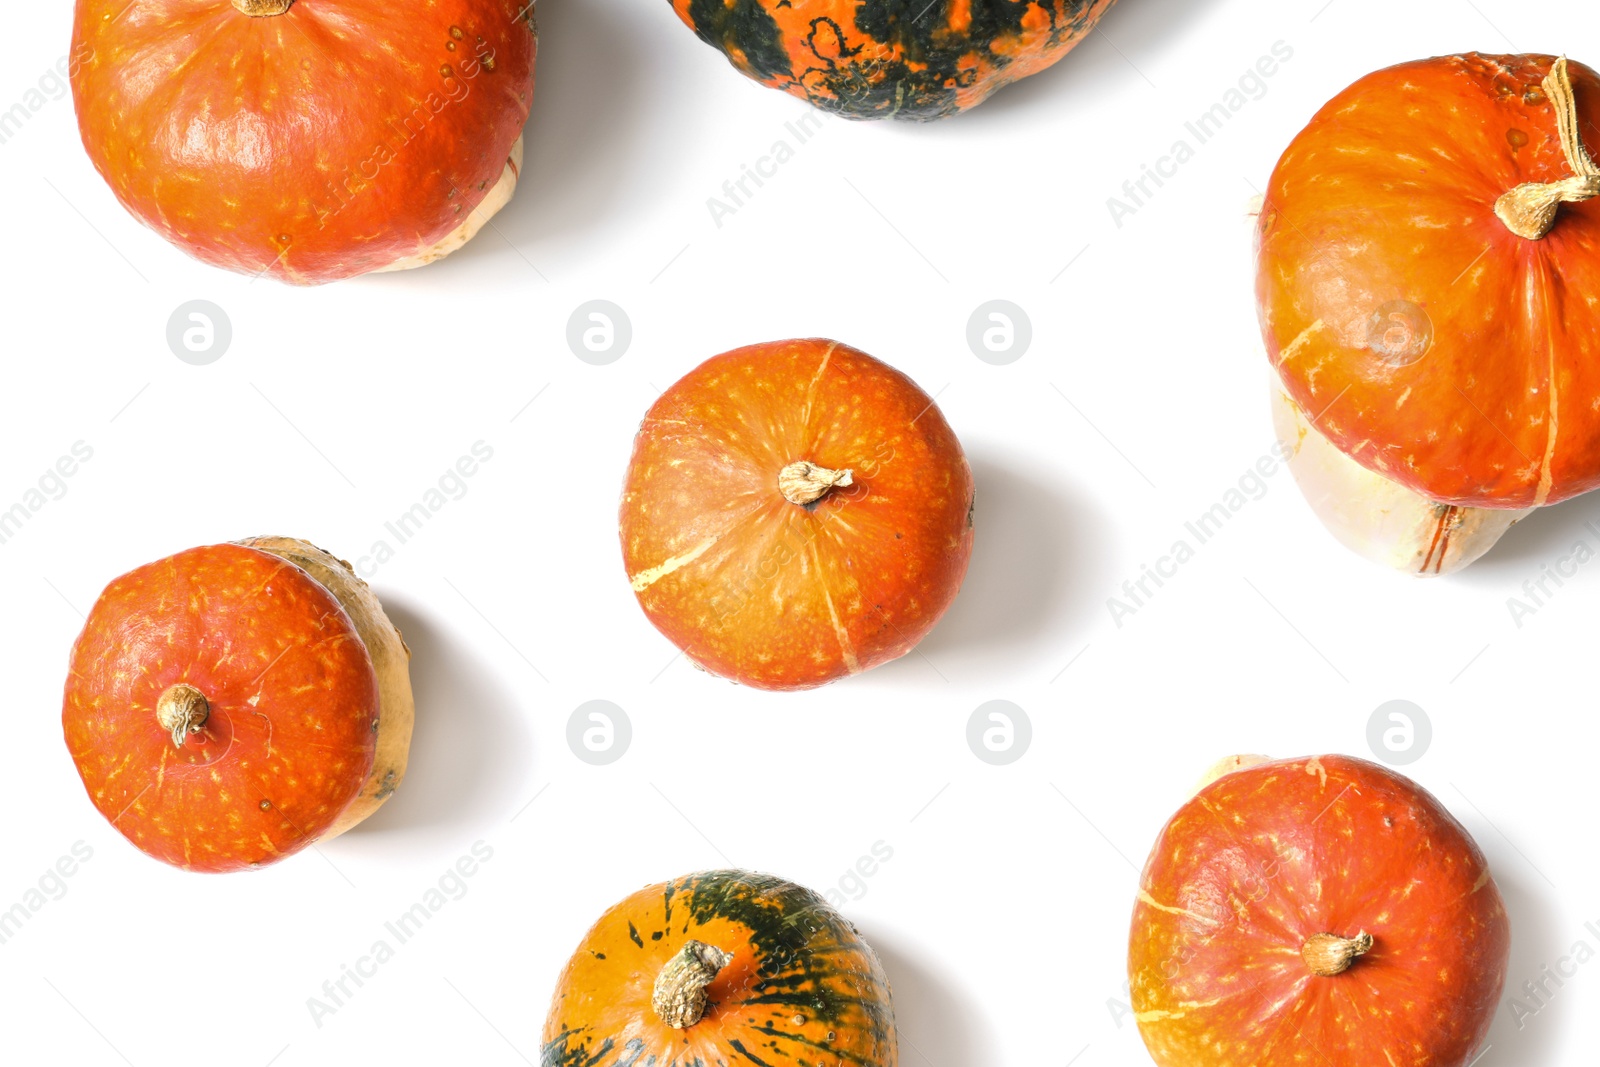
[1136, 889, 1219, 924]
[827, 514, 860, 537]
[802, 340, 839, 429]
[629, 535, 723, 592]
[1276, 319, 1326, 368]
[1305, 756, 1328, 788]
[1176, 996, 1225, 1011]
[810, 540, 860, 674]
[1534, 299, 1559, 507]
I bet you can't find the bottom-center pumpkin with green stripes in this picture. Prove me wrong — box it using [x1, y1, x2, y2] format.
[541, 870, 897, 1067]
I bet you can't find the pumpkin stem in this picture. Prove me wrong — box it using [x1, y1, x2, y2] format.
[1301, 931, 1374, 977]
[779, 461, 853, 507]
[652, 940, 734, 1028]
[231, 0, 294, 15]
[155, 684, 210, 750]
[1495, 56, 1600, 239]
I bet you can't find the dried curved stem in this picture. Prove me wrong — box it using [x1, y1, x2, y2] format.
[652, 941, 733, 1028]
[232, 0, 294, 16]
[779, 461, 853, 506]
[155, 684, 210, 750]
[1301, 931, 1374, 977]
[1496, 57, 1600, 239]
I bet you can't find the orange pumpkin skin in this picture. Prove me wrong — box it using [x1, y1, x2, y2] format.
[1257, 54, 1600, 509]
[1129, 756, 1510, 1067]
[668, 0, 1115, 120]
[542, 870, 896, 1067]
[70, 0, 536, 284]
[619, 339, 974, 691]
[62, 544, 380, 872]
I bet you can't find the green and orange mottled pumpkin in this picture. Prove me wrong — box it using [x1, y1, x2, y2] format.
[669, 0, 1117, 120]
[542, 870, 896, 1067]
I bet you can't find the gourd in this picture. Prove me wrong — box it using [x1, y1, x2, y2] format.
[1257, 54, 1600, 573]
[61, 538, 414, 871]
[70, 0, 536, 283]
[668, 0, 1116, 120]
[619, 338, 974, 690]
[542, 869, 896, 1067]
[1130, 755, 1510, 1067]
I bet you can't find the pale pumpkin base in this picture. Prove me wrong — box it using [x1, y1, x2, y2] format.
[1271, 385, 1530, 577]
[373, 135, 524, 274]
[1192, 754, 1272, 796]
[236, 537, 415, 837]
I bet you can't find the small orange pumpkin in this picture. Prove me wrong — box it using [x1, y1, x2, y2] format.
[1258, 54, 1600, 572]
[619, 339, 973, 691]
[1130, 755, 1509, 1067]
[542, 870, 897, 1067]
[1260, 53, 1600, 509]
[71, 0, 536, 283]
[62, 537, 414, 872]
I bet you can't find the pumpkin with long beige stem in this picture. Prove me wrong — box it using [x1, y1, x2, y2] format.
[1129, 755, 1510, 1067]
[1257, 54, 1600, 574]
[542, 870, 896, 1067]
[70, 0, 536, 283]
[62, 538, 414, 872]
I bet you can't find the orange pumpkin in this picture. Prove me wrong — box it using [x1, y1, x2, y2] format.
[70, 0, 536, 283]
[1260, 52, 1600, 509]
[619, 339, 974, 691]
[1258, 54, 1600, 571]
[668, 0, 1116, 120]
[542, 870, 896, 1067]
[1129, 755, 1510, 1067]
[62, 538, 413, 871]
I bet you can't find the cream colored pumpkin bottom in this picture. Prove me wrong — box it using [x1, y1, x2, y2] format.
[373, 135, 524, 274]
[1272, 385, 1531, 577]
[236, 537, 416, 837]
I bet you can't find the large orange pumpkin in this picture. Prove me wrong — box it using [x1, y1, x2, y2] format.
[62, 538, 414, 872]
[669, 0, 1116, 120]
[619, 338, 974, 691]
[1129, 755, 1510, 1067]
[70, 0, 536, 283]
[542, 870, 896, 1067]
[1258, 54, 1600, 572]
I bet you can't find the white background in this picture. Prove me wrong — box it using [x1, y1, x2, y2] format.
[0, 0, 1595, 1063]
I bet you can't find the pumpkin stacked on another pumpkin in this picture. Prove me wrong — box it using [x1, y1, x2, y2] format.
[1258, 53, 1600, 574]
[669, 0, 1117, 120]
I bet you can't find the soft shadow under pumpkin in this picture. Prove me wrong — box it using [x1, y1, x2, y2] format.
[482, 0, 655, 247]
[1474, 863, 1567, 1064]
[913, 454, 1102, 671]
[1451, 492, 1600, 576]
[344, 596, 534, 839]
[973, 0, 1223, 122]
[860, 927, 993, 1066]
